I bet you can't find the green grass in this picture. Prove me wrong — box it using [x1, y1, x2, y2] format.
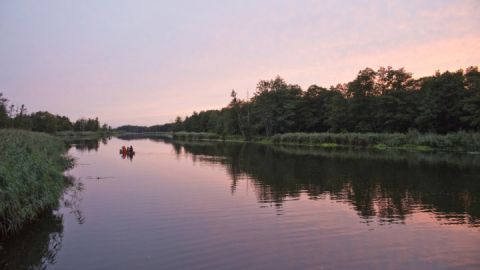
[0, 129, 74, 238]
[399, 144, 433, 152]
[320, 143, 338, 148]
[168, 131, 480, 152]
[55, 130, 114, 140]
[271, 131, 480, 152]
[172, 132, 221, 141]
[374, 143, 388, 150]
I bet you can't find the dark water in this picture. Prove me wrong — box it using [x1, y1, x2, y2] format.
[2, 137, 480, 270]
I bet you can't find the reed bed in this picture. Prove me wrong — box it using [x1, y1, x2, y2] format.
[271, 131, 480, 151]
[0, 129, 73, 238]
[170, 131, 480, 152]
[173, 132, 221, 141]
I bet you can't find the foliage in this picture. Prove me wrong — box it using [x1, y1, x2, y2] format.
[172, 132, 221, 141]
[0, 130, 73, 237]
[270, 131, 480, 151]
[72, 117, 100, 132]
[0, 93, 9, 128]
[0, 93, 109, 133]
[148, 66, 480, 138]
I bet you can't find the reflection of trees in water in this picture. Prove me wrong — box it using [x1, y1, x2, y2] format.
[0, 210, 64, 270]
[65, 136, 112, 152]
[65, 135, 114, 152]
[0, 177, 85, 270]
[173, 141, 480, 226]
[62, 177, 85, 225]
[66, 139, 100, 152]
[101, 136, 110, 145]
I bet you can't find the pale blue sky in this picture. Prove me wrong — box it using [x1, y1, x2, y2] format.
[1, 0, 479, 126]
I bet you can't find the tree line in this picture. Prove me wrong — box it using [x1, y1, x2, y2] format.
[0, 93, 110, 133]
[117, 66, 480, 138]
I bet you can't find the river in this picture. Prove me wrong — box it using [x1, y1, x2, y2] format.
[1, 136, 480, 269]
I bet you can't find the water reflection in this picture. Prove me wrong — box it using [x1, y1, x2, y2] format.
[119, 148, 135, 161]
[0, 177, 84, 270]
[62, 135, 111, 153]
[3, 136, 479, 270]
[170, 141, 480, 227]
[66, 139, 101, 152]
[0, 211, 64, 270]
[62, 178, 85, 225]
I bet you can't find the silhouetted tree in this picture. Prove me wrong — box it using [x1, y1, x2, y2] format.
[416, 70, 466, 133]
[0, 93, 106, 133]
[0, 93, 9, 128]
[462, 67, 480, 130]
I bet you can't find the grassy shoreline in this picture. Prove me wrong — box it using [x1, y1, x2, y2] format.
[0, 130, 74, 238]
[164, 131, 480, 153]
[55, 130, 116, 140]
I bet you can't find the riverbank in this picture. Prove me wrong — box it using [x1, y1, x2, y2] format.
[55, 130, 116, 140]
[172, 132, 244, 142]
[0, 130, 74, 238]
[270, 132, 480, 152]
[166, 131, 480, 153]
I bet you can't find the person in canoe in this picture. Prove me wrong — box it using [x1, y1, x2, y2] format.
[119, 146, 135, 159]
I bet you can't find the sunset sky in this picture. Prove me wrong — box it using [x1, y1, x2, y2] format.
[1, 0, 479, 127]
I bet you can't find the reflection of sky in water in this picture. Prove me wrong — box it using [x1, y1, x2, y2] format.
[2, 137, 479, 270]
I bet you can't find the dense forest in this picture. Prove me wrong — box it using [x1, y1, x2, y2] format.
[0, 93, 110, 133]
[118, 66, 480, 138]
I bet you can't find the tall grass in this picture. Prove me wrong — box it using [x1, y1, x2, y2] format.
[0, 129, 73, 238]
[271, 131, 480, 151]
[55, 130, 113, 140]
[173, 132, 221, 141]
[172, 132, 247, 142]
[171, 131, 480, 152]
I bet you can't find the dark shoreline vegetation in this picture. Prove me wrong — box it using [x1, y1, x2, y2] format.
[118, 134, 480, 169]
[121, 131, 480, 153]
[0, 93, 113, 238]
[55, 130, 116, 141]
[0, 130, 74, 238]
[118, 66, 480, 151]
[271, 131, 480, 152]
[0, 92, 111, 134]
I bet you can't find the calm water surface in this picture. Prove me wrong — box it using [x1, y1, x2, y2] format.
[1, 137, 480, 270]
